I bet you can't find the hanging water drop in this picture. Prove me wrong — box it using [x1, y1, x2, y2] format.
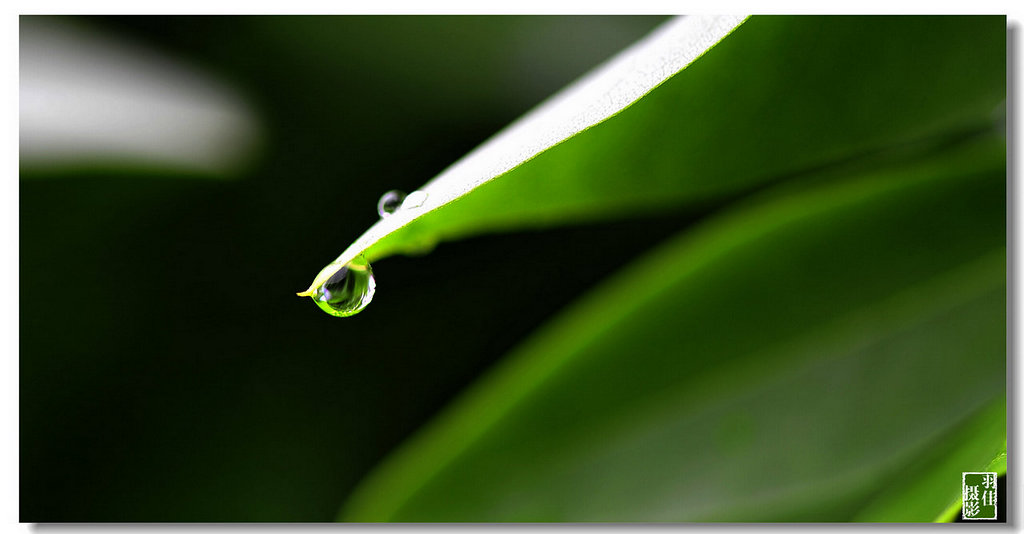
[377, 190, 406, 217]
[310, 255, 376, 317]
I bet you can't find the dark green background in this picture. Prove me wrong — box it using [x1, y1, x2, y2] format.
[19, 16, 678, 521]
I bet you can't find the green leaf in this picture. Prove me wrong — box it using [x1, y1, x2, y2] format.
[298, 14, 746, 294]
[300, 15, 1004, 296]
[340, 134, 1006, 522]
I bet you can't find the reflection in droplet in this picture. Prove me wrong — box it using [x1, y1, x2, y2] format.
[310, 255, 376, 317]
[377, 190, 406, 217]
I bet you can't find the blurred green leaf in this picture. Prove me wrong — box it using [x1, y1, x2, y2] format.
[303, 15, 1004, 298]
[341, 135, 1005, 521]
[854, 400, 1005, 522]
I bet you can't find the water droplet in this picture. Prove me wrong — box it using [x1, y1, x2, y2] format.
[377, 190, 406, 217]
[402, 190, 428, 209]
[311, 255, 376, 317]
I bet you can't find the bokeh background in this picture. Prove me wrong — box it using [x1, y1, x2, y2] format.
[19, 15, 683, 521]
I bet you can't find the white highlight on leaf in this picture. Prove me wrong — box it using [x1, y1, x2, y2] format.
[401, 190, 429, 210]
[302, 15, 747, 294]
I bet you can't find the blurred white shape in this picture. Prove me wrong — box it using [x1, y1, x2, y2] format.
[20, 17, 260, 175]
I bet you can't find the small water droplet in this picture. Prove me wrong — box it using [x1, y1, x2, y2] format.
[402, 190, 428, 209]
[377, 190, 406, 217]
[311, 255, 376, 317]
